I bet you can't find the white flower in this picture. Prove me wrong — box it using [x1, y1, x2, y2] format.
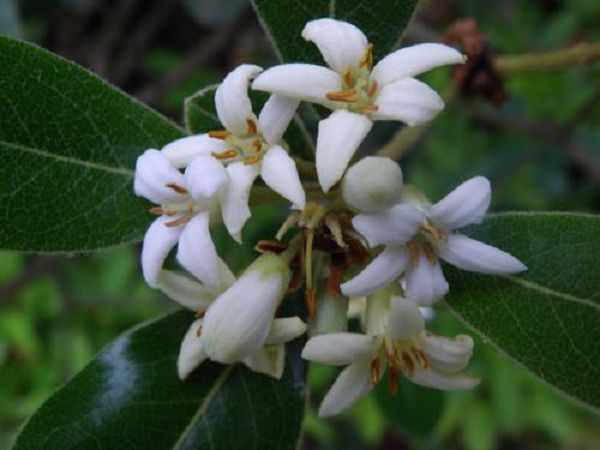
[178, 316, 307, 380]
[302, 295, 478, 417]
[134, 149, 232, 294]
[198, 254, 294, 364]
[341, 176, 527, 304]
[252, 18, 464, 192]
[342, 156, 404, 212]
[196, 64, 306, 242]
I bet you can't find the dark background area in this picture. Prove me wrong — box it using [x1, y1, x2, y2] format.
[1, 0, 600, 448]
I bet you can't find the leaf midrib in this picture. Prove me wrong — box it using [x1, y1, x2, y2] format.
[171, 365, 235, 450]
[0, 139, 133, 176]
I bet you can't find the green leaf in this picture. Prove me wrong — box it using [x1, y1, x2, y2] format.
[14, 310, 307, 450]
[251, 0, 419, 63]
[185, 85, 314, 158]
[444, 212, 600, 413]
[0, 36, 184, 252]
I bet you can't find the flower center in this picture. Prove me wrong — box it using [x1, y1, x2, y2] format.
[324, 44, 380, 115]
[371, 335, 429, 394]
[149, 183, 200, 227]
[209, 118, 268, 165]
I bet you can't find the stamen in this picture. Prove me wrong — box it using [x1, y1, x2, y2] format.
[212, 149, 238, 160]
[252, 138, 262, 152]
[194, 310, 206, 319]
[325, 215, 347, 248]
[423, 243, 438, 265]
[304, 288, 317, 320]
[149, 206, 164, 215]
[411, 346, 429, 369]
[165, 183, 188, 194]
[420, 221, 446, 243]
[208, 130, 230, 139]
[243, 155, 261, 165]
[359, 43, 374, 70]
[195, 324, 203, 336]
[246, 117, 258, 135]
[388, 365, 399, 395]
[255, 239, 288, 254]
[367, 80, 379, 97]
[389, 348, 403, 370]
[325, 89, 357, 103]
[343, 68, 354, 86]
[362, 105, 379, 114]
[407, 241, 420, 266]
[402, 351, 415, 376]
[164, 216, 192, 228]
[276, 212, 300, 240]
[370, 358, 381, 385]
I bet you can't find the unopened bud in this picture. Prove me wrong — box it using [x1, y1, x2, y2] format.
[342, 157, 403, 212]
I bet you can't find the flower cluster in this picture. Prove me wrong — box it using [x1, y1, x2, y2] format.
[134, 18, 526, 416]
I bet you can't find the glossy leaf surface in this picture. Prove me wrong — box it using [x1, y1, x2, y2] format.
[251, 0, 419, 63]
[0, 36, 184, 252]
[444, 212, 600, 413]
[14, 310, 307, 449]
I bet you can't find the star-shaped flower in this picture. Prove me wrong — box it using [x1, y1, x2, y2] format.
[180, 64, 306, 242]
[134, 149, 232, 293]
[341, 176, 527, 304]
[252, 18, 464, 192]
[302, 294, 478, 417]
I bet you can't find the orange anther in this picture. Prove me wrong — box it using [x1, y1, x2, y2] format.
[362, 105, 379, 114]
[325, 89, 357, 103]
[370, 358, 382, 385]
[252, 138, 262, 152]
[243, 155, 261, 165]
[208, 130, 230, 139]
[165, 183, 188, 194]
[211, 149, 238, 160]
[367, 80, 379, 97]
[402, 351, 415, 376]
[164, 216, 192, 228]
[305, 288, 317, 320]
[411, 346, 429, 369]
[343, 68, 354, 86]
[246, 117, 258, 135]
[407, 241, 420, 266]
[388, 365, 400, 395]
[360, 43, 373, 70]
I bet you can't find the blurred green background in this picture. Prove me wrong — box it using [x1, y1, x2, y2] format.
[1, 0, 600, 448]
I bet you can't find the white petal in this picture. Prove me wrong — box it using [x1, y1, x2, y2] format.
[134, 149, 187, 205]
[141, 216, 183, 288]
[316, 110, 373, 192]
[439, 233, 527, 274]
[318, 359, 374, 417]
[405, 255, 448, 306]
[371, 43, 465, 86]
[183, 155, 229, 206]
[341, 246, 408, 298]
[342, 156, 404, 213]
[177, 319, 207, 380]
[352, 203, 424, 247]
[176, 211, 221, 287]
[301, 333, 376, 366]
[430, 176, 491, 230]
[202, 254, 290, 363]
[220, 162, 260, 242]
[258, 95, 300, 145]
[302, 18, 368, 73]
[162, 135, 228, 169]
[252, 64, 342, 106]
[422, 333, 474, 374]
[411, 366, 479, 391]
[372, 78, 444, 125]
[386, 297, 425, 340]
[260, 146, 306, 209]
[215, 64, 262, 136]
[243, 344, 285, 380]
[265, 317, 307, 345]
[157, 270, 217, 311]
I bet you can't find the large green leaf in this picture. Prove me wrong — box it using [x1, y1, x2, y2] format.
[185, 85, 314, 158]
[14, 309, 307, 450]
[444, 212, 600, 413]
[251, 0, 420, 63]
[0, 36, 184, 252]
